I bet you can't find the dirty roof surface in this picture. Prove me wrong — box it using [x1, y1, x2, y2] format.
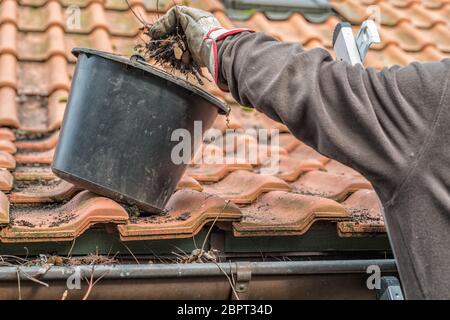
[0, 0, 448, 244]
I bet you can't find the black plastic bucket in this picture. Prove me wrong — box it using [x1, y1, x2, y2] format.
[52, 48, 229, 213]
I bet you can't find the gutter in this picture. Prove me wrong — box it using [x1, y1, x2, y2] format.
[0, 259, 397, 299]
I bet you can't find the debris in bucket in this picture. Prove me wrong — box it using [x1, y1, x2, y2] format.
[126, 1, 207, 85]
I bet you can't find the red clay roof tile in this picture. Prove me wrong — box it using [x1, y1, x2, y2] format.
[332, 0, 370, 24]
[0, 53, 17, 89]
[118, 189, 241, 241]
[0, 150, 16, 169]
[0, 190, 9, 224]
[338, 189, 386, 236]
[15, 131, 59, 151]
[17, 1, 63, 32]
[0, 22, 16, 56]
[48, 56, 71, 93]
[325, 160, 363, 176]
[203, 170, 291, 204]
[18, 60, 69, 96]
[8, 180, 82, 204]
[290, 143, 330, 165]
[291, 170, 372, 201]
[187, 162, 253, 182]
[176, 175, 203, 192]
[259, 154, 324, 182]
[15, 148, 54, 164]
[0, 128, 15, 141]
[0, 190, 128, 242]
[48, 90, 68, 130]
[0, 88, 19, 128]
[0, 169, 13, 192]
[0, 0, 17, 26]
[233, 191, 349, 237]
[278, 134, 302, 153]
[13, 166, 56, 182]
[0, 139, 16, 154]
[190, 0, 225, 12]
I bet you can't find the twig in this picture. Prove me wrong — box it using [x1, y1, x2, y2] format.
[16, 268, 21, 300]
[213, 262, 239, 300]
[67, 237, 76, 258]
[82, 266, 109, 300]
[18, 269, 49, 287]
[122, 242, 140, 264]
[82, 266, 95, 300]
[192, 235, 198, 250]
[171, 244, 189, 257]
[125, 0, 148, 26]
[201, 201, 230, 252]
[23, 247, 29, 260]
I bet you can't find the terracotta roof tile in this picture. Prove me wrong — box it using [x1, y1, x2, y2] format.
[118, 189, 242, 241]
[258, 154, 324, 182]
[0, 128, 15, 141]
[0, 190, 128, 242]
[176, 175, 203, 192]
[291, 170, 372, 201]
[48, 90, 68, 130]
[13, 166, 56, 182]
[325, 160, 363, 176]
[15, 131, 59, 151]
[190, 0, 225, 12]
[0, 169, 13, 192]
[0, 150, 16, 169]
[338, 189, 386, 236]
[278, 134, 302, 152]
[0, 0, 17, 25]
[0, 139, 16, 154]
[203, 170, 290, 204]
[17, 1, 62, 32]
[0, 190, 9, 224]
[18, 60, 70, 96]
[290, 143, 330, 165]
[192, 143, 224, 164]
[15, 148, 54, 164]
[8, 180, 82, 204]
[233, 191, 348, 237]
[187, 162, 253, 182]
[0, 22, 16, 56]
[0, 88, 20, 128]
[0, 53, 17, 89]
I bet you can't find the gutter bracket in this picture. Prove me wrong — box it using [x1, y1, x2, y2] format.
[232, 262, 252, 300]
[377, 276, 404, 300]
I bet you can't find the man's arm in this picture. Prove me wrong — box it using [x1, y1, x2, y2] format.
[218, 32, 449, 202]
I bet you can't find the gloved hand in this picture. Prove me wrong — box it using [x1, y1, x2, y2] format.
[148, 6, 252, 84]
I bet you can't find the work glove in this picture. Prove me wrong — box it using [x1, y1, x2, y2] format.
[148, 6, 253, 85]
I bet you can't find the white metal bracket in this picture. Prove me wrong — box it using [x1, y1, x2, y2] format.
[333, 20, 380, 66]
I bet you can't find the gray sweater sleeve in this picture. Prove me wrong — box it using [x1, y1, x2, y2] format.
[218, 32, 448, 203]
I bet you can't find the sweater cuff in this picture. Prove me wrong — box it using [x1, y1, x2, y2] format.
[204, 29, 254, 90]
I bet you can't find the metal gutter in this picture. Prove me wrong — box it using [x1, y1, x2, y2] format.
[0, 259, 396, 280]
[0, 260, 397, 299]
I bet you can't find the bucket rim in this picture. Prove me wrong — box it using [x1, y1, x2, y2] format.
[71, 47, 230, 115]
